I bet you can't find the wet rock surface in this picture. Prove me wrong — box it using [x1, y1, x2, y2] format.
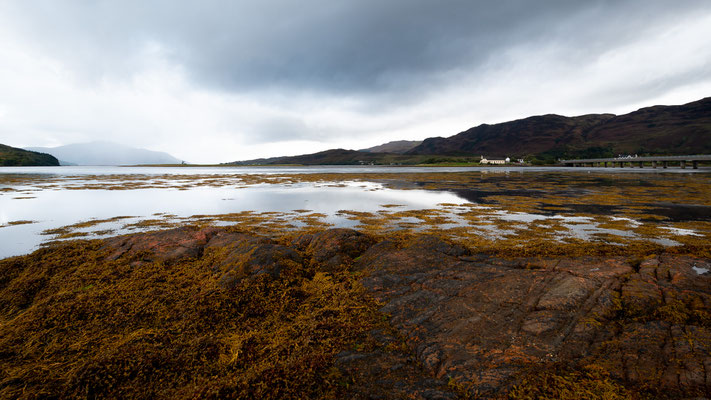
[334, 329, 458, 400]
[42, 228, 711, 397]
[354, 237, 711, 398]
[102, 226, 220, 263]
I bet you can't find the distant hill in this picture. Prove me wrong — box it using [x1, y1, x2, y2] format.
[583, 97, 711, 155]
[407, 97, 711, 159]
[230, 149, 395, 165]
[228, 148, 466, 166]
[26, 141, 182, 166]
[0, 144, 59, 166]
[407, 114, 615, 157]
[360, 140, 423, 154]
[231, 141, 427, 166]
[228, 96, 711, 165]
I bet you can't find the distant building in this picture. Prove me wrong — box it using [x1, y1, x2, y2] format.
[480, 156, 509, 165]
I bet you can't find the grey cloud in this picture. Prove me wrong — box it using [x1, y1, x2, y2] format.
[245, 115, 313, 144]
[2, 0, 711, 162]
[588, 62, 711, 109]
[7, 0, 710, 98]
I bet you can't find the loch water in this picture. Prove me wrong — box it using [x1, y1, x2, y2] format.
[1, 165, 710, 259]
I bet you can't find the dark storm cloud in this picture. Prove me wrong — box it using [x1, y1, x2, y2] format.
[7, 0, 710, 96]
[2, 0, 710, 162]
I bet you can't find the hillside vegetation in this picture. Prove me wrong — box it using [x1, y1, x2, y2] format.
[0, 144, 59, 166]
[230, 97, 711, 166]
[359, 140, 422, 154]
[407, 97, 711, 162]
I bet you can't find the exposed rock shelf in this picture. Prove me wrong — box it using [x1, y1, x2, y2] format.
[2, 227, 710, 398]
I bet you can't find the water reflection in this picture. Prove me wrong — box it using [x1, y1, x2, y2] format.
[1, 166, 709, 259]
[0, 182, 466, 258]
[1, 164, 707, 177]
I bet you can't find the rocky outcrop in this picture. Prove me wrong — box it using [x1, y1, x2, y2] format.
[102, 227, 303, 289]
[92, 227, 711, 397]
[354, 238, 711, 398]
[206, 230, 303, 289]
[102, 227, 220, 263]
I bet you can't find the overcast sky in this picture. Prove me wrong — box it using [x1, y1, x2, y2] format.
[1, 1, 710, 163]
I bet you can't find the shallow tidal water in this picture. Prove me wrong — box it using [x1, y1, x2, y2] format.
[1, 165, 710, 259]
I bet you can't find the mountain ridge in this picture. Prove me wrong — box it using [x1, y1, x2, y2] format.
[26, 141, 183, 166]
[359, 140, 423, 154]
[406, 97, 711, 159]
[229, 96, 711, 165]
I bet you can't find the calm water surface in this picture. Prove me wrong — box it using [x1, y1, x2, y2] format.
[1, 165, 709, 259]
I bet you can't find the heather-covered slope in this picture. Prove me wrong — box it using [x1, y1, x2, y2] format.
[360, 140, 423, 154]
[407, 114, 614, 157]
[407, 97, 711, 158]
[584, 97, 711, 154]
[228, 148, 437, 165]
[228, 97, 711, 165]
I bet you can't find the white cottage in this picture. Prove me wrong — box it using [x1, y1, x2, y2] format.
[479, 156, 510, 165]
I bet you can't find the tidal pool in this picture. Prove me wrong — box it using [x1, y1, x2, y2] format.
[1, 166, 710, 259]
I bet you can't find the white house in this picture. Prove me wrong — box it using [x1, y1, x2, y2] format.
[480, 156, 510, 165]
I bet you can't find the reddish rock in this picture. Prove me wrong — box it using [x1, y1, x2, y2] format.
[334, 329, 457, 400]
[536, 274, 595, 311]
[102, 228, 303, 289]
[102, 227, 220, 263]
[354, 235, 711, 398]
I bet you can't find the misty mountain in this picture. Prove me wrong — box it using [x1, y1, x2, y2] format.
[26, 141, 183, 166]
[0, 144, 59, 166]
[359, 140, 423, 154]
[406, 97, 711, 158]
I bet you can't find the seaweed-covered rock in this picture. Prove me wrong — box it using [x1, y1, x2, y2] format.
[302, 228, 376, 271]
[206, 231, 303, 288]
[4, 227, 711, 399]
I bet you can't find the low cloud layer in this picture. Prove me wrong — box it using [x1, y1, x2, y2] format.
[1, 1, 710, 163]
